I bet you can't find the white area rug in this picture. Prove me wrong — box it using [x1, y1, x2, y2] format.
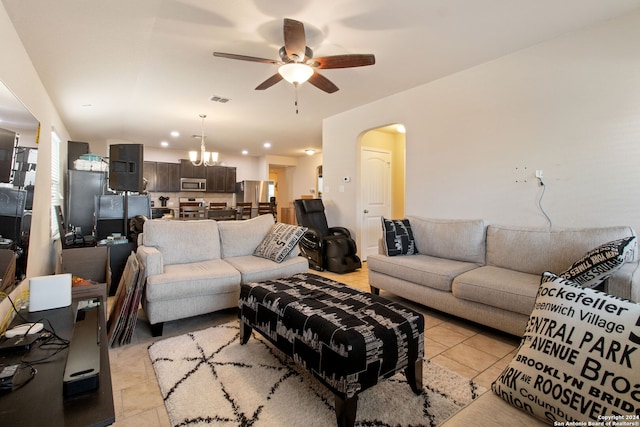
[149, 322, 485, 427]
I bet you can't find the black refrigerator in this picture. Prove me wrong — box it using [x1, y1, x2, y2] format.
[66, 170, 108, 236]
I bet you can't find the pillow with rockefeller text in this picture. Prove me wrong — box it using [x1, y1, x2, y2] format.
[382, 217, 418, 256]
[253, 222, 307, 263]
[492, 272, 640, 425]
[560, 236, 636, 288]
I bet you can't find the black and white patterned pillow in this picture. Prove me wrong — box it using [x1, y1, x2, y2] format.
[560, 236, 636, 288]
[253, 223, 307, 263]
[382, 217, 418, 256]
[492, 272, 640, 424]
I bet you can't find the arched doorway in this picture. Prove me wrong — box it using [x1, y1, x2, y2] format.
[359, 124, 406, 260]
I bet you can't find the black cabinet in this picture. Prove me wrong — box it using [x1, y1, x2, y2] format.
[156, 162, 180, 192]
[143, 161, 156, 192]
[206, 166, 236, 193]
[180, 159, 205, 179]
[150, 160, 234, 193]
[224, 167, 236, 193]
[144, 162, 180, 192]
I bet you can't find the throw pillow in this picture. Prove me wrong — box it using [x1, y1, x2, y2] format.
[382, 217, 418, 256]
[560, 236, 636, 288]
[253, 222, 307, 263]
[492, 272, 640, 425]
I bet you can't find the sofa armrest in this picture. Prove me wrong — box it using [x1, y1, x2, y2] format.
[625, 261, 640, 303]
[136, 245, 163, 277]
[605, 261, 640, 302]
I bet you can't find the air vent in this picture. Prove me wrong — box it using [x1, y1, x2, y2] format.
[210, 95, 230, 103]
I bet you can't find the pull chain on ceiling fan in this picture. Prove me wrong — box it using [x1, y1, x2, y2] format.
[213, 18, 375, 108]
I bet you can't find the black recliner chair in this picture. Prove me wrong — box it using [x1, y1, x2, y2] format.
[293, 198, 361, 273]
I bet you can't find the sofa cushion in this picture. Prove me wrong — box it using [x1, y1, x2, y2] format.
[253, 222, 307, 263]
[381, 217, 418, 256]
[452, 266, 540, 315]
[142, 219, 220, 265]
[217, 214, 275, 258]
[145, 259, 240, 301]
[486, 225, 636, 275]
[407, 217, 486, 264]
[492, 272, 640, 424]
[223, 255, 309, 284]
[367, 253, 480, 292]
[560, 236, 636, 288]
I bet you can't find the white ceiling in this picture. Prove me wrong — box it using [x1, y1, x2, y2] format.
[3, 0, 640, 158]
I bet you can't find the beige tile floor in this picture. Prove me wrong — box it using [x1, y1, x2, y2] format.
[109, 263, 520, 426]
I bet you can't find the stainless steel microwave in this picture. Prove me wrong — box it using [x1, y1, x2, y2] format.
[180, 178, 206, 192]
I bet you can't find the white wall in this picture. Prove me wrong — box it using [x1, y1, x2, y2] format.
[323, 10, 640, 255]
[290, 153, 322, 200]
[1, 4, 71, 276]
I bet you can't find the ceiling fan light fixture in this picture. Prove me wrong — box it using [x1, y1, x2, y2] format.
[278, 63, 314, 84]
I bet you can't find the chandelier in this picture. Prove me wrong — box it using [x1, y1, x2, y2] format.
[189, 114, 219, 167]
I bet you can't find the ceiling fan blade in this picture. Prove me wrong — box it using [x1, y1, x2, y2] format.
[283, 18, 306, 62]
[213, 52, 279, 65]
[255, 73, 283, 90]
[312, 54, 376, 69]
[307, 72, 339, 94]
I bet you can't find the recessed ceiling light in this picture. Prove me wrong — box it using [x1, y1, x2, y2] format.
[241, 150, 248, 155]
[170, 131, 179, 137]
[160, 141, 169, 147]
[263, 142, 271, 148]
[305, 149, 315, 156]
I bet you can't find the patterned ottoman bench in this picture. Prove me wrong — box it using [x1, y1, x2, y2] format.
[238, 273, 424, 427]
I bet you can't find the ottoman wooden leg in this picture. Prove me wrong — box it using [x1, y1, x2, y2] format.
[405, 358, 423, 394]
[335, 394, 358, 427]
[239, 321, 252, 345]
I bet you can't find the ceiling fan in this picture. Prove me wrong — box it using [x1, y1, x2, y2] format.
[213, 18, 375, 94]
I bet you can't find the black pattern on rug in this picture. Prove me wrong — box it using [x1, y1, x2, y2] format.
[149, 322, 485, 427]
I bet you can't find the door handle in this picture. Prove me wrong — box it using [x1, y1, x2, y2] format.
[364, 209, 369, 213]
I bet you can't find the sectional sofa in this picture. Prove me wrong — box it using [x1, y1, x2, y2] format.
[367, 217, 639, 336]
[369, 216, 640, 425]
[135, 214, 308, 336]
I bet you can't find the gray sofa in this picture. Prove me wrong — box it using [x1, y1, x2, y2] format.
[370, 217, 640, 426]
[136, 214, 308, 335]
[367, 216, 639, 336]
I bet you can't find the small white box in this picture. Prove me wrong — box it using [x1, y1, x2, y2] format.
[28, 274, 72, 312]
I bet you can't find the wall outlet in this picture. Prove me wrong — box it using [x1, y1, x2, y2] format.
[535, 170, 544, 179]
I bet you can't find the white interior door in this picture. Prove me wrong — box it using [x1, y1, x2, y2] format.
[361, 148, 392, 260]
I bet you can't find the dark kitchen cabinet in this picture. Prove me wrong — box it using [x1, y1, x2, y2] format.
[180, 159, 205, 179]
[156, 162, 180, 192]
[206, 166, 236, 193]
[224, 167, 236, 193]
[144, 162, 180, 192]
[143, 161, 157, 192]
